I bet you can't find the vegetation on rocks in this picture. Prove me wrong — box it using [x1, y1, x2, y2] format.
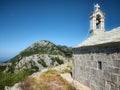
[8, 40, 72, 64]
[0, 65, 6, 72]
[20, 68, 75, 90]
[0, 70, 31, 90]
[38, 59, 47, 67]
[60, 62, 72, 74]
[51, 57, 64, 65]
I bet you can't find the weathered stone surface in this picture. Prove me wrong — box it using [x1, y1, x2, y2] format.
[73, 44, 120, 90]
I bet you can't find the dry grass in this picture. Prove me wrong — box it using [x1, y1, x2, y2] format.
[20, 68, 75, 90]
[60, 62, 72, 74]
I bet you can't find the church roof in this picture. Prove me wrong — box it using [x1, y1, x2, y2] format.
[74, 27, 120, 48]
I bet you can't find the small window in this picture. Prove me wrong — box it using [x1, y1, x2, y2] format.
[98, 61, 102, 70]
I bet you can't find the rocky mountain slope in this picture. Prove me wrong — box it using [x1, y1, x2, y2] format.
[0, 40, 72, 73]
[5, 62, 74, 90]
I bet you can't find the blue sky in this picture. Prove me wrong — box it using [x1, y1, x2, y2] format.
[0, 0, 120, 61]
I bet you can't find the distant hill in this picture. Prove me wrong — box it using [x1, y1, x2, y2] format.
[0, 57, 10, 62]
[0, 40, 72, 73]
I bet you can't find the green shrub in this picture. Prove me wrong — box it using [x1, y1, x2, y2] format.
[7, 63, 16, 73]
[0, 66, 7, 72]
[38, 59, 47, 67]
[51, 57, 64, 65]
[51, 57, 56, 65]
[55, 57, 64, 64]
[31, 66, 39, 72]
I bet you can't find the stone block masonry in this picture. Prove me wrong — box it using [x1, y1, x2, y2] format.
[72, 42, 120, 90]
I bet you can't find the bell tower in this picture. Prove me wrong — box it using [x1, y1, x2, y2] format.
[90, 4, 105, 36]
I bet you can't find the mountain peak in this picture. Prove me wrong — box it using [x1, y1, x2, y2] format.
[28, 40, 55, 49]
[5, 40, 72, 72]
[36, 40, 53, 45]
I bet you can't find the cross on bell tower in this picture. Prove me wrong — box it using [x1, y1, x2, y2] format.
[89, 4, 105, 36]
[94, 4, 100, 11]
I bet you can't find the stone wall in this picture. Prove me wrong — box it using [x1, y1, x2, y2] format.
[72, 42, 120, 90]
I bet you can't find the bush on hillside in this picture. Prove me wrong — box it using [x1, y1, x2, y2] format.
[51, 57, 64, 65]
[38, 59, 47, 67]
[0, 70, 31, 90]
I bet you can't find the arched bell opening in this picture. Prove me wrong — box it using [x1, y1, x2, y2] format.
[96, 14, 101, 29]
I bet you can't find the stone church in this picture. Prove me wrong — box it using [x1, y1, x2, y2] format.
[72, 4, 120, 90]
